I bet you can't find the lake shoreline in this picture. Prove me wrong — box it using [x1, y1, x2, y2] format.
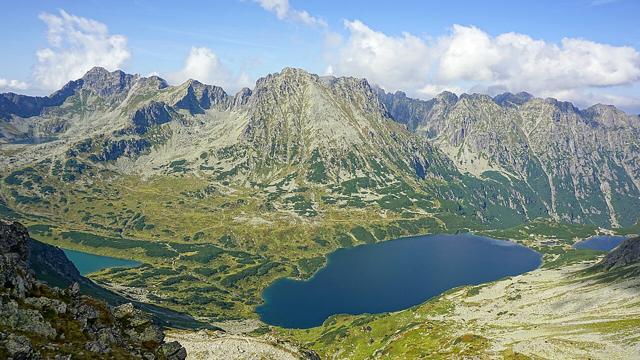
[257, 233, 542, 328]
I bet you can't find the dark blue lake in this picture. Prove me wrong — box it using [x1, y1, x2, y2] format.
[573, 235, 628, 251]
[257, 233, 541, 328]
[63, 248, 141, 275]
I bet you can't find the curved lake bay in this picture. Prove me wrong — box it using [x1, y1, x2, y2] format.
[257, 233, 541, 328]
[63, 248, 141, 275]
[573, 235, 629, 251]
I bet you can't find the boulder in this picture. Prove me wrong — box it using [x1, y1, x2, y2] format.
[24, 296, 67, 314]
[160, 341, 188, 360]
[4, 334, 33, 359]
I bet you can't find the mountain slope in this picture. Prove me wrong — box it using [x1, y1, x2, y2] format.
[1, 67, 639, 321]
[282, 252, 640, 359]
[0, 219, 187, 359]
[0, 67, 553, 320]
[378, 88, 640, 227]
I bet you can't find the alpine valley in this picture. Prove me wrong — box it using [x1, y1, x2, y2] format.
[1, 67, 640, 359]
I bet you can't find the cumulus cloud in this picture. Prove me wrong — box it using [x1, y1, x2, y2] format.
[253, 0, 326, 27]
[167, 47, 251, 92]
[0, 78, 29, 91]
[34, 10, 130, 90]
[327, 20, 434, 94]
[326, 21, 640, 110]
[437, 25, 640, 91]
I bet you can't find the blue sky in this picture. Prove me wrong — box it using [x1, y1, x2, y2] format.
[1, 0, 639, 112]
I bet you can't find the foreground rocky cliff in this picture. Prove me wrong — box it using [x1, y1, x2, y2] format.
[599, 236, 640, 270]
[0, 219, 186, 359]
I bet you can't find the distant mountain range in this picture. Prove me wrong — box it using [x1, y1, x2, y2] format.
[1, 67, 639, 228]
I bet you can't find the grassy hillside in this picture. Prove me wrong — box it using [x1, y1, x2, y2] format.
[279, 259, 640, 359]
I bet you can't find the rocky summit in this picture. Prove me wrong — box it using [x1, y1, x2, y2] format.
[0, 219, 186, 359]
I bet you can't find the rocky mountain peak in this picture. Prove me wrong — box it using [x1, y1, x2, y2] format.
[233, 87, 252, 107]
[435, 91, 459, 105]
[136, 75, 169, 90]
[459, 93, 494, 104]
[541, 97, 579, 113]
[173, 79, 230, 114]
[82, 66, 113, 78]
[253, 67, 318, 93]
[80, 66, 137, 98]
[493, 91, 533, 107]
[582, 103, 635, 128]
[184, 78, 203, 87]
[0, 68, 139, 120]
[248, 67, 383, 117]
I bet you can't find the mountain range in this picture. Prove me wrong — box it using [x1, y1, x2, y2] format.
[1, 66, 639, 228]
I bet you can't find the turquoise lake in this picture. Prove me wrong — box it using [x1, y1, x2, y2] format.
[257, 233, 541, 328]
[63, 248, 141, 275]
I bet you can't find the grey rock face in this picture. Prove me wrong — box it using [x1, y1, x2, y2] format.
[0, 220, 34, 298]
[80, 66, 137, 98]
[3, 334, 33, 359]
[24, 297, 67, 314]
[0, 298, 57, 338]
[160, 341, 188, 360]
[132, 101, 175, 134]
[599, 237, 640, 270]
[378, 89, 640, 227]
[174, 80, 230, 114]
[0, 219, 187, 359]
[233, 87, 253, 107]
[493, 92, 533, 107]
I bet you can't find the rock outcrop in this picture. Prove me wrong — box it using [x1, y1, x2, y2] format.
[0, 219, 187, 359]
[598, 236, 640, 270]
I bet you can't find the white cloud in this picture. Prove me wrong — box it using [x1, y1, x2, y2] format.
[253, 0, 326, 27]
[167, 47, 251, 92]
[34, 10, 130, 90]
[326, 21, 640, 110]
[436, 26, 640, 92]
[328, 20, 433, 93]
[0, 78, 29, 91]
